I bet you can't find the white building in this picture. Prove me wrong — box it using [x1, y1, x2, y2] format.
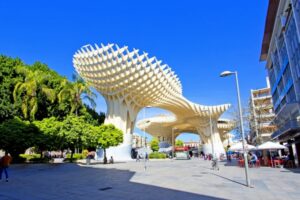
[249, 78, 277, 145]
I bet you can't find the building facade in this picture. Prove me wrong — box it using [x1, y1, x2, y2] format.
[260, 0, 300, 166]
[249, 78, 277, 145]
[132, 134, 146, 148]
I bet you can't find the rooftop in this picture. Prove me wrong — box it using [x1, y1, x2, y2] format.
[260, 0, 280, 61]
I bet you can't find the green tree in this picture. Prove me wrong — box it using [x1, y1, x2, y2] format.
[83, 104, 105, 125]
[29, 62, 69, 120]
[13, 66, 56, 120]
[0, 55, 23, 122]
[175, 139, 184, 147]
[33, 117, 64, 154]
[0, 117, 40, 162]
[60, 115, 93, 160]
[58, 73, 96, 116]
[92, 124, 123, 164]
[150, 137, 159, 152]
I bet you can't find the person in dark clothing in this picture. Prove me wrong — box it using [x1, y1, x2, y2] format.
[0, 152, 12, 182]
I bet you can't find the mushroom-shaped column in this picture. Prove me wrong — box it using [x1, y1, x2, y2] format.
[73, 43, 182, 160]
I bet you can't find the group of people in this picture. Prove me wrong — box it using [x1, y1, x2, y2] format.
[236, 152, 258, 164]
[0, 151, 12, 182]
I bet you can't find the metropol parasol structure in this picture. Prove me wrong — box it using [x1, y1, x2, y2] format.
[73, 43, 234, 160]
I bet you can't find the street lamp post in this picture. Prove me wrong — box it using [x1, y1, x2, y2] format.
[143, 106, 151, 171]
[220, 70, 251, 187]
[208, 110, 214, 158]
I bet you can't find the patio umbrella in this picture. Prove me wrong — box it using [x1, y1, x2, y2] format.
[229, 142, 256, 152]
[257, 141, 287, 167]
[256, 141, 287, 150]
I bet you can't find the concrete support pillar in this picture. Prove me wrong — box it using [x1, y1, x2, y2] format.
[100, 97, 139, 161]
[211, 121, 226, 158]
[201, 120, 225, 158]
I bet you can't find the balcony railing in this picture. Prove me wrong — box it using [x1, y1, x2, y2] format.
[253, 95, 272, 100]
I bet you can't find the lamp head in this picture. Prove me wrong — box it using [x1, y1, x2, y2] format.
[220, 71, 235, 77]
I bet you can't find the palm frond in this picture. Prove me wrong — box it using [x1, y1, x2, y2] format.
[83, 96, 96, 109]
[41, 86, 56, 103]
[21, 97, 29, 119]
[13, 82, 23, 102]
[29, 98, 38, 120]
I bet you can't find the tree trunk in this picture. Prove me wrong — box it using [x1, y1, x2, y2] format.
[10, 151, 21, 163]
[103, 149, 107, 164]
[70, 147, 75, 162]
[40, 150, 43, 161]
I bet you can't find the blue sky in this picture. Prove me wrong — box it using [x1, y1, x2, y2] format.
[0, 0, 269, 141]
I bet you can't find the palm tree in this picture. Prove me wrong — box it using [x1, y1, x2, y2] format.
[13, 66, 56, 120]
[58, 73, 96, 116]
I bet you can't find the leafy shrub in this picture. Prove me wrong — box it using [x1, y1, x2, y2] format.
[66, 153, 84, 160]
[20, 153, 41, 161]
[149, 152, 167, 159]
[150, 138, 159, 152]
[19, 154, 50, 163]
[82, 150, 89, 158]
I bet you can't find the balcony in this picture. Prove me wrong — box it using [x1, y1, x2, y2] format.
[259, 122, 275, 127]
[253, 95, 272, 100]
[260, 113, 275, 118]
[261, 133, 272, 137]
[271, 119, 300, 140]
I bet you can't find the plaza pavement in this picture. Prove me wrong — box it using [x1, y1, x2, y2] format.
[0, 158, 300, 200]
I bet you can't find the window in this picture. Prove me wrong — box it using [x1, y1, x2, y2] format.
[283, 64, 292, 84]
[272, 88, 279, 104]
[281, 96, 287, 107]
[284, 12, 300, 78]
[291, 0, 300, 34]
[277, 34, 289, 68]
[268, 65, 276, 85]
[271, 50, 281, 76]
[287, 85, 296, 102]
[277, 78, 284, 94]
[275, 104, 281, 114]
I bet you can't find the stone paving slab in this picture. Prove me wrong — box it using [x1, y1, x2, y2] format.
[0, 159, 299, 200]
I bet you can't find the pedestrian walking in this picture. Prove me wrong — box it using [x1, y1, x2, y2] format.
[0, 151, 12, 182]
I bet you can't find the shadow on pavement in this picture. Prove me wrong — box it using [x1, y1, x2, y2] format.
[281, 168, 300, 174]
[1, 163, 226, 200]
[209, 172, 248, 187]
